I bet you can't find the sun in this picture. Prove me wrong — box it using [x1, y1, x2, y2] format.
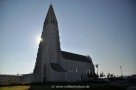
[36, 36, 42, 43]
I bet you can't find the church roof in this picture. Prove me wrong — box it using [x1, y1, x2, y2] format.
[50, 63, 67, 72]
[61, 51, 91, 63]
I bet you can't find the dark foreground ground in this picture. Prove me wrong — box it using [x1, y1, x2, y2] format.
[0, 78, 136, 90]
[0, 84, 125, 90]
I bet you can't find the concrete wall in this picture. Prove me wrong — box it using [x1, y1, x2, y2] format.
[59, 57, 95, 82]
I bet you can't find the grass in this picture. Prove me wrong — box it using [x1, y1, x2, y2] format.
[0, 85, 53, 90]
[0, 86, 30, 90]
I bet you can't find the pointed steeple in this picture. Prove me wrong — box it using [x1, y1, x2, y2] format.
[33, 4, 61, 82]
[44, 4, 57, 26]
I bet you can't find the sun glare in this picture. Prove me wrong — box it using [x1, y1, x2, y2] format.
[36, 36, 42, 43]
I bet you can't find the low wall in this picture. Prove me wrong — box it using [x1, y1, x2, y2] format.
[0, 74, 32, 85]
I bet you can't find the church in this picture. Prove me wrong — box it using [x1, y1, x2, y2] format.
[32, 4, 95, 82]
[0, 5, 95, 84]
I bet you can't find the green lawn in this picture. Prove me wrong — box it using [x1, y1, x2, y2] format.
[0, 86, 30, 90]
[0, 85, 52, 90]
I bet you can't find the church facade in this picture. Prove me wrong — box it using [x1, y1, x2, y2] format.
[32, 5, 95, 82]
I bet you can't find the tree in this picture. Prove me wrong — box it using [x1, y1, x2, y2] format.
[100, 72, 105, 78]
[107, 73, 110, 78]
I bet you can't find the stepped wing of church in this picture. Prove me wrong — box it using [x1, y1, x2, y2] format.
[32, 5, 95, 82]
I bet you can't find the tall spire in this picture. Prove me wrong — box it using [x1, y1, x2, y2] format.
[33, 4, 61, 82]
[41, 4, 61, 64]
[44, 4, 57, 26]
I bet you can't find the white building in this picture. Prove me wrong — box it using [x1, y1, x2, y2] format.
[32, 4, 95, 83]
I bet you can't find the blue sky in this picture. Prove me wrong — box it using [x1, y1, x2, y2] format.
[0, 0, 136, 76]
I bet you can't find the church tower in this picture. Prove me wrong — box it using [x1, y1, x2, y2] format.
[32, 4, 95, 83]
[32, 4, 61, 82]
